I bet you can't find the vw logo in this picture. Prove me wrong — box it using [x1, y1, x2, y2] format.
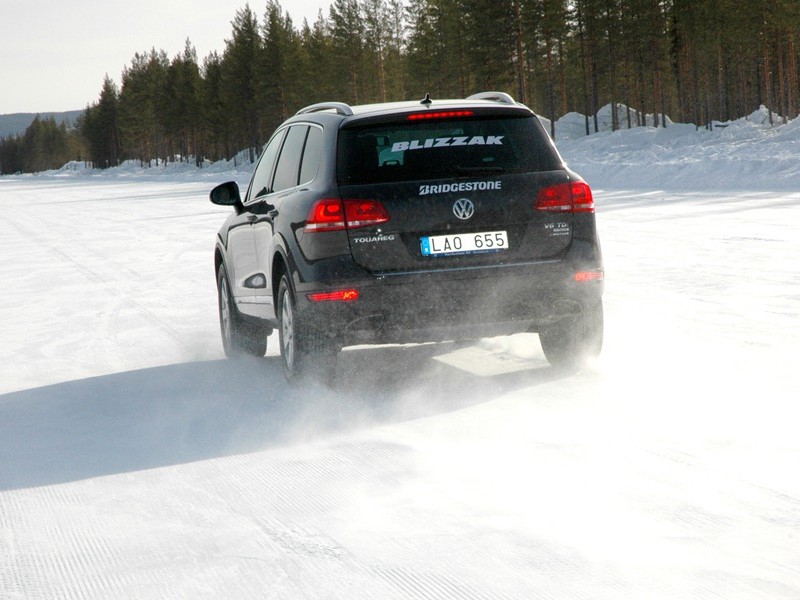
[453, 198, 475, 220]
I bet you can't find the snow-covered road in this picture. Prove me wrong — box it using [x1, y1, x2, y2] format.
[1, 172, 798, 598]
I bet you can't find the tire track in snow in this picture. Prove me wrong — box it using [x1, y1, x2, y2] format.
[373, 566, 522, 600]
[3, 484, 129, 600]
[202, 443, 545, 600]
[221, 451, 352, 515]
[159, 447, 418, 599]
[0, 486, 48, 599]
[0, 533, 30, 600]
[329, 440, 415, 493]
[4, 214, 193, 360]
[246, 516, 408, 600]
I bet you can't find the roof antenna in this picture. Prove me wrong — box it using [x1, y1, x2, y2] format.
[420, 93, 432, 106]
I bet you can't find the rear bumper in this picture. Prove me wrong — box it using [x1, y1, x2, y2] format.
[294, 258, 603, 346]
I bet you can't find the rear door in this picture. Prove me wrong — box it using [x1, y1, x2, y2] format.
[336, 111, 574, 273]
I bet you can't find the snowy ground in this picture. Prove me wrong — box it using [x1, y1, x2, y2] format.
[1, 115, 799, 598]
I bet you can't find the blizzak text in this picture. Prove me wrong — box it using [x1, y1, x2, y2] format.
[392, 136, 504, 152]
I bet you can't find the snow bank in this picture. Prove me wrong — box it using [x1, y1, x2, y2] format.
[46, 152, 256, 183]
[556, 105, 800, 191]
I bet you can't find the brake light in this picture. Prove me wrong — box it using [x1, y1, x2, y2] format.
[535, 182, 595, 213]
[307, 289, 360, 302]
[305, 199, 345, 231]
[571, 182, 595, 212]
[344, 199, 390, 228]
[574, 271, 604, 282]
[407, 110, 475, 121]
[305, 199, 389, 232]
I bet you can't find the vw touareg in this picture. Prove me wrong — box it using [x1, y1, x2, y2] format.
[211, 92, 604, 381]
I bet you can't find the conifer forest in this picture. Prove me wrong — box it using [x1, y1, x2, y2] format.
[2, 0, 799, 173]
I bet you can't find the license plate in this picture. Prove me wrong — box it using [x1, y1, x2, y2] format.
[420, 230, 509, 257]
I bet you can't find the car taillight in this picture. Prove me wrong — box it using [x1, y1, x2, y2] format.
[535, 182, 595, 213]
[574, 271, 604, 282]
[305, 199, 389, 232]
[343, 199, 389, 228]
[305, 199, 346, 232]
[307, 289, 360, 302]
[407, 110, 475, 121]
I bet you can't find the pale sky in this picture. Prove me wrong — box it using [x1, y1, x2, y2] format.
[0, 0, 332, 114]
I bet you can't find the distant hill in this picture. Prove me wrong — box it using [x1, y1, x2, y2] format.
[0, 110, 84, 138]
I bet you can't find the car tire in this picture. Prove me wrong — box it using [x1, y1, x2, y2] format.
[277, 273, 337, 384]
[539, 299, 603, 370]
[217, 265, 269, 358]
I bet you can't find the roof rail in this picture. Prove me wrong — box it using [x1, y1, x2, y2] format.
[467, 91, 517, 105]
[296, 102, 354, 117]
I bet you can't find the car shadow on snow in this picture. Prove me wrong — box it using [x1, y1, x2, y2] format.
[0, 337, 570, 491]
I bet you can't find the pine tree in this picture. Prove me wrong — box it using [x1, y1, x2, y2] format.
[329, 0, 365, 103]
[405, 0, 439, 94]
[80, 76, 122, 168]
[462, 0, 516, 91]
[163, 40, 203, 163]
[201, 51, 229, 162]
[406, 0, 470, 98]
[118, 49, 169, 165]
[262, 1, 300, 131]
[222, 5, 263, 162]
[296, 14, 337, 105]
[384, 0, 408, 99]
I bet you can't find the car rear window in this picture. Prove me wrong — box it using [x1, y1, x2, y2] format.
[337, 115, 561, 185]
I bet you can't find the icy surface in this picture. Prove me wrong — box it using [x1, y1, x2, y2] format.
[1, 115, 799, 598]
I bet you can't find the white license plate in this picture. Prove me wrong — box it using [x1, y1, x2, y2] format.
[420, 230, 509, 257]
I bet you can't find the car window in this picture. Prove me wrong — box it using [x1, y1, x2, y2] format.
[299, 126, 323, 185]
[337, 115, 561, 185]
[272, 125, 308, 193]
[248, 130, 286, 201]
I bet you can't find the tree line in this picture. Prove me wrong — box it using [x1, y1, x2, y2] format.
[0, 116, 85, 174]
[3, 0, 800, 173]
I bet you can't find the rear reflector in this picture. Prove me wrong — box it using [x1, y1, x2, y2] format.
[307, 289, 360, 302]
[574, 271, 604, 282]
[407, 110, 475, 121]
[305, 199, 389, 232]
[535, 182, 595, 213]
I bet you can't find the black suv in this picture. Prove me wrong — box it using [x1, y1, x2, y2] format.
[210, 92, 603, 381]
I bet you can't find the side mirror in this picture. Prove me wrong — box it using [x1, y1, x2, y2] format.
[210, 181, 241, 206]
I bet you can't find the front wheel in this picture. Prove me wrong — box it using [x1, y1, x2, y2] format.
[539, 300, 603, 370]
[277, 274, 337, 384]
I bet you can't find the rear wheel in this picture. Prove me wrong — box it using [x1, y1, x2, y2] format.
[277, 274, 337, 384]
[217, 265, 269, 357]
[539, 300, 603, 370]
